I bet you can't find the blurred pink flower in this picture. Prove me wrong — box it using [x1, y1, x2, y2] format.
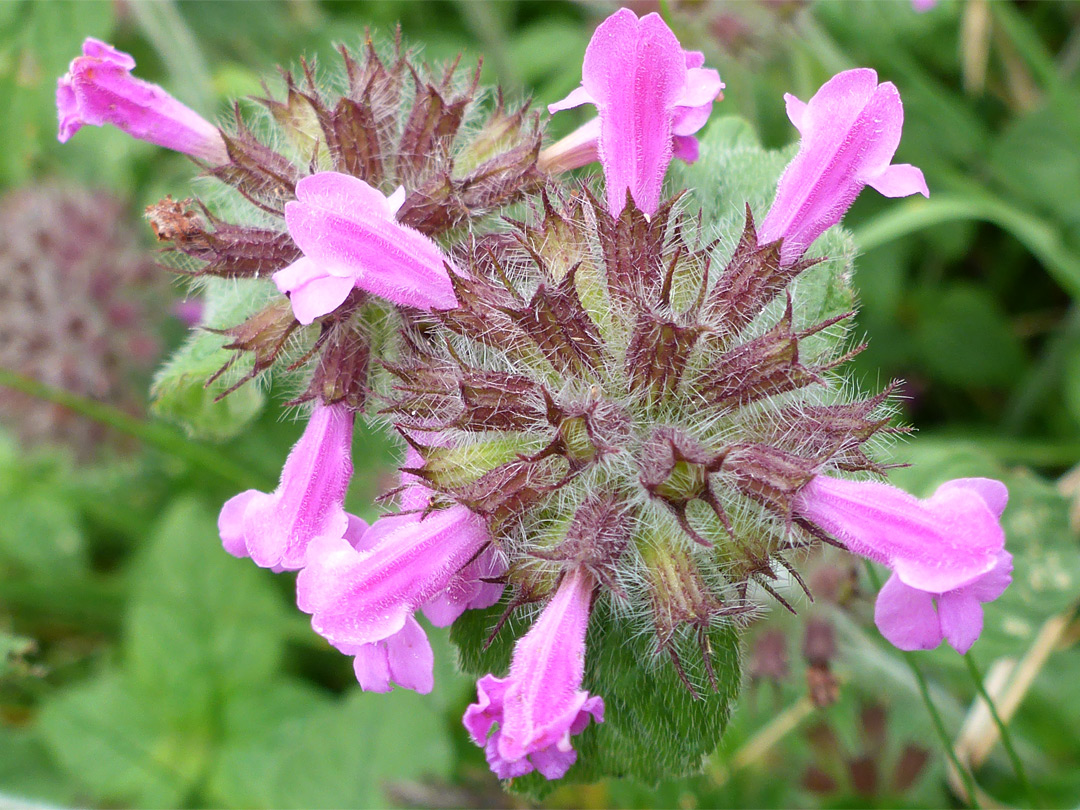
[759, 68, 928, 265]
[274, 172, 458, 323]
[57, 38, 227, 163]
[546, 8, 723, 216]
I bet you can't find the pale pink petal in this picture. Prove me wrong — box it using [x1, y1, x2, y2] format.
[383, 615, 434, 694]
[547, 85, 596, 114]
[784, 93, 808, 133]
[678, 67, 724, 108]
[342, 514, 370, 550]
[867, 163, 929, 198]
[81, 38, 136, 69]
[352, 643, 393, 692]
[874, 572, 943, 651]
[538, 117, 601, 174]
[935, 477, 1009, 518]
[294, 171, 391, 218]
[938, 590, 984, 654]
[964, 551, 1013, 602]
[672, 103, 713, 137]
[385, 186, 407, 217]
[528, 744, 579, 780]
[218, 489, 260, 558]
[684, 50, 705, 70]
[421, 545, 506, 627]
[288, 274, 355, 326]
[56, 79, 83, 142]
[463, 674, 509, 745]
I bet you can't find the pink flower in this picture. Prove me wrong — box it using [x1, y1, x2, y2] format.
[274, 172, 459, 323]
[218, 402, 353, 571]
[759, 68, 929, 265]
[295, 504, 490, 648]
[463, 567, 604, 781]
[310, 514, 436, 693]
[794, 476, 1006, 594]
[795, 476, 1011, 653]
[876, 551, 1013, 654]
[57, 38, 227, 163]
[546, 8, 723, 216]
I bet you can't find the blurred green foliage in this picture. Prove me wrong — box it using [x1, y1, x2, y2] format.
[1, 0, 1079, 808]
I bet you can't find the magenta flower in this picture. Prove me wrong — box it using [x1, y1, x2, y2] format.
[295, 504, 490, 647]
[876, 551, 1013, 654]
[218, 401, 353, 571]
[306, 514, 436, 693]
[794, 475, 1006, 595]
[274, 172, 459, 323]
[758, 68, 929, 265]
[463, 567, 604, 780]
[867, 477, 1011, 653]
[57, 38, 227, 164]
[546, 8, 723, 216]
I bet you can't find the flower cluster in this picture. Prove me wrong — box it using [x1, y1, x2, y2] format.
[60, 8, 1009, 786]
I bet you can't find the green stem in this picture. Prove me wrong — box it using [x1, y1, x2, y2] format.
[852, 194, 1080, 300]
[863, 563, 981, 807]
[964, 652, 1038, 807]
[0, 367, 265, 491]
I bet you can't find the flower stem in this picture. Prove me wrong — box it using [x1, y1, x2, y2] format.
[863, 562, 981, 808]
[0, 366, 267, 491]
[964, 651, 1038, 807]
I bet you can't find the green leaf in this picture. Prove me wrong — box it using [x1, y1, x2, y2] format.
[37, 672, 208, 808]
[0, 492, 85, 577]
[150, 279, 273, 440]
[451, 601, 741, 797]
[912, 284, 1026, 387]
[125, 496, 288, 724]
[207, 684, 454, 808]
[0, 727, 83, 806]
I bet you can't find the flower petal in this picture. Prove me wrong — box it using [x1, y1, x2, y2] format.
[935, 477, 1008, 518]
[382, 615, 434, 694]
[218, 489, 259, 558]
[582, 9, 686, 215]
[867, 163, 929, 198]
[938, 590, 984, 654]
[547, 85, 596, 114]
[874, 572, 943, 651]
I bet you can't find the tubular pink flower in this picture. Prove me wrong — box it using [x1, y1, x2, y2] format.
[463, 567, 604, 781]
[274, 172, 459, 323]
[295, 504, 490, 648]
[306, 514, 436, 693]
[794, 476, 1006, 595]
[546, 9, 723, 216]
[218, 402, 353, 571]
[57, 38, 227, 163]
[758, 68, 929, 265]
